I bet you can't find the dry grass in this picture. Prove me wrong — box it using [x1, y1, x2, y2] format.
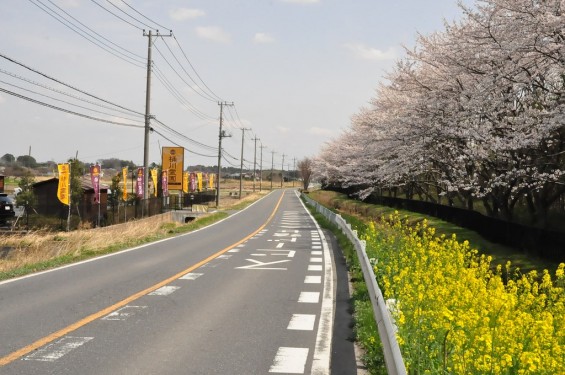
[0, 213, 179, 273]
[0, 187, 279, 278]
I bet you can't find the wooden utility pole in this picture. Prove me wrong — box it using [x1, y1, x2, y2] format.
[259, 144, 266, 191]
[280, 153, 285, 188]
[239, 128, 251, 199]
[143, 30, 172, 212]
[216, 101, 233, 207]
[252, 137, 259, 192]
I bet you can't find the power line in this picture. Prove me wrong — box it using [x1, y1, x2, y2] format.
[173, 35, 223, 102]
[0, 68, 145, 120]
[151, 128, 216, 158]
[89, 0, 144, 31]
[0, 86, 143, 128]
[0, 52, 144, 116]
[153, 41, 220, 104]
[159, 37, 218, 102]
[104, 0, 158, 31]
[28, 0, 145, 68]
[152, 118, 217, 152]
[43, 0, 145, 61]
[119, 0, 171, 31]
[0, 78, 144, 124]
[152, 63, 216, 121]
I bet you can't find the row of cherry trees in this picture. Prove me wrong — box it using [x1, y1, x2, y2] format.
[315, 0, 565, 226]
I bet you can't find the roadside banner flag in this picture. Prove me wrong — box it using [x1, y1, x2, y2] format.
[122, 167, 128, 201]
[57, 163, 70, 205]
[162, 170, 169, 197]
[90, 165, 101, 203]
[135, 167, 144, 198]
[150, 169, 158, 197]
[197, 172, 203, 192]
[182, 172, 189, 193]
[209, 173, 214, 190]
[189, 172, 197, 192]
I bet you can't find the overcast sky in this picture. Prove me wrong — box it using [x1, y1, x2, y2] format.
[0, 0, 473, 170]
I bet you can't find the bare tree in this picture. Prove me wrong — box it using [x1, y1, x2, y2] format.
[297, 158, 313, 191]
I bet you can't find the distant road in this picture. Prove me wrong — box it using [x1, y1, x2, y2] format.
[0, 190, 356, 374]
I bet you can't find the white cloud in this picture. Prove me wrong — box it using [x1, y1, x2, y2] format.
[170, 8, 205, 21]
[280, 0, 320, 4]
[308, 127, 334, 137]
[195, 26, 231, 43]
[344, 43, 396, 61]
[277, 126, 290, 134]
[253, 33, 275, 44]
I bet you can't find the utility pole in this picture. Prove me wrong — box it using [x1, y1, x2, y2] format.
[270, 151, 275, 190]
[280, 153, 286, 188]
[252, 137, 259, 192]
[259, 144, 266, 191]
[216, 101, 233, 207]
[143, 29, 172, 211]
[239, 127, 251, 199]
[292, 157, 296, 187]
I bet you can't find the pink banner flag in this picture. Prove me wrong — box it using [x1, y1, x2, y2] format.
[136, 167, 144, 198]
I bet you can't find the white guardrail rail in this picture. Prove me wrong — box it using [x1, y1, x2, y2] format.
[302, 193, 407, 375]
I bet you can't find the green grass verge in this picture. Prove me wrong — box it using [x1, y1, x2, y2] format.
[310, 190, 560, 274]
[0, 212, 229, 281]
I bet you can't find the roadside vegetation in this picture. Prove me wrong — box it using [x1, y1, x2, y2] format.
[306, 190, 565, 375]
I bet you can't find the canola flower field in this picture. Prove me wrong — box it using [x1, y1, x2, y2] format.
[361, 212, 565, 375]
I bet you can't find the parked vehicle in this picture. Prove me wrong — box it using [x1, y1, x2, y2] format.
[0, 193, 15, 225]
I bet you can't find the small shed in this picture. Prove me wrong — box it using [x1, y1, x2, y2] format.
[32, 178, 109, 224]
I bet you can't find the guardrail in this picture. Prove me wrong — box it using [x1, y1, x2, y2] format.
[302, 193, 406, 375]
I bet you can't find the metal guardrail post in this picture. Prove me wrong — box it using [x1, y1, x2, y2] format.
[302, 194, 406, 375]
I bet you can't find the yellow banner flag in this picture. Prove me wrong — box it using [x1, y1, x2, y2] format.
[150, 169, 158, 197]
[183, 172, 189, 193]
[122, 167, 128, 201]
[57, 163, 70, 205]
[209, 173, 214, 190]
[197, 172, 203, 192]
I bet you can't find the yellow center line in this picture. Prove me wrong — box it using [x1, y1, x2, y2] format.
[0, 191, 286, 366]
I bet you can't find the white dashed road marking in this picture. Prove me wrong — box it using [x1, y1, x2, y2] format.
[180, 273, 204, 280]
[148, 286, 180, 296]
[304, 275, 321, 284]
[298, 291, 320, 303]
[269, 347, 309, 374]
[288, 314, 316, 331]
[23, 337, 93, 362]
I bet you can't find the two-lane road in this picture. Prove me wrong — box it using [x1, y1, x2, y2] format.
[0, 190, 356, 374]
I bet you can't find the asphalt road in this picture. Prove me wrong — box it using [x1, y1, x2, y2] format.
[0, 189, 358, 374]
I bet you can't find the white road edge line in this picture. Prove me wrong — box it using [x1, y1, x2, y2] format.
[296, 190, 334, 375]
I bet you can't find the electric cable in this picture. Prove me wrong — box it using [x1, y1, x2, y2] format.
[28, 0, 145, 68]
[119, 0, 170, 31]
[0, 52, 144, 116]
[0, 86, 143, 128]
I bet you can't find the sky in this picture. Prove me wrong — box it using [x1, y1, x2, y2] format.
[0, 0, 474, 171]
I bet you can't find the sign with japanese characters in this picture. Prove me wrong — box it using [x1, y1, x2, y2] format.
[162, 147, 184, 191]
